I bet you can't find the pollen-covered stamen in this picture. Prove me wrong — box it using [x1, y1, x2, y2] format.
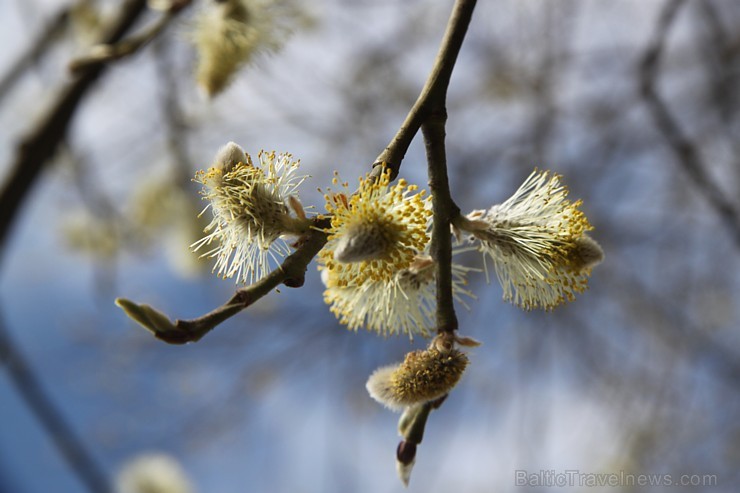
[192, 147, 309, 284]
[322, 252, 475, 338]
[319, 169, 430, 286]
[460, 169, 602, 310]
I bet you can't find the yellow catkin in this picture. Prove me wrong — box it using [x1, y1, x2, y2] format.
[366, 346, 469, 410]
[390, 348, 469, 404]
[319, 169, 430, 288]
[464, 169, 603, 310]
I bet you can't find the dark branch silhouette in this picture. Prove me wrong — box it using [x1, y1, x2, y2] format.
[0, 0, 148, 265]
[639, 0, 740, 248]
[0, 307, 110, 493]
[0, 7, 70, 106]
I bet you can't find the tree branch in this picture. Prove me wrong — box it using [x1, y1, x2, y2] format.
[378, 0, 477, 334]
[0, 0, 149, 265]
[117, 218, 330, 344]
[0, 306, 110, 493]
[371, 0, 478, 181]
[415, 0, 477, 334]
[423, 117, 460, 333]
[68, 0, 191, 74]
[639, 0, 740, 248]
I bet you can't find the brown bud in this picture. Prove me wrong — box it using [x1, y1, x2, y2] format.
[396, 441, 416, 465]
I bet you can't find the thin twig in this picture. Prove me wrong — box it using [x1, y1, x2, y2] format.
[0, 306, 110, 493]
[120, 218, 330, 344]
[639, 0, 740, 248]
[423, 118, 460, 333]
[697, 0, 737, 125]
[419, 0, 478, 334]
[385, 0, 477, 335]
[371, 0, 478, 181]
[68, 0, 191, 74]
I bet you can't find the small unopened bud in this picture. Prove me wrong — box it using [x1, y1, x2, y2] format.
[396, 440, 416, 464]
[567, 234, 604, 271]
[115, 298, 175, 336]
[333, 221, 394, 263]
[396, 441, 416, 487]
[213, 141, 248, 173]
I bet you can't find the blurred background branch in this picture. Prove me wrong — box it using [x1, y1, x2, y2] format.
[0, 0, 147, 265]
[0, 6, 70, 106]
[68, 0, 191, 74]
[640, 0, 740, 248]
[0, 306, 109, 493]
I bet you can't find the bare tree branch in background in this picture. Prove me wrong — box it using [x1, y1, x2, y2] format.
[0, 7, 70, 106]
[68, 0, 191, 74]
[152, 38, 195, 186]
[0, 0, 147, 264]
[696, 0, 739, 126]
[639, 0, 740, 248]
[0, 2, 162, 491]
[0, 307, 110, 493]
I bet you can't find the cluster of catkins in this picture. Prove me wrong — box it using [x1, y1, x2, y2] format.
[193, 142, 603, 484]
[194, 142, 603, 326]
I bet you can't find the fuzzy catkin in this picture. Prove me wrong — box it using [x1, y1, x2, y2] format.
[366, 348, 468, 410]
